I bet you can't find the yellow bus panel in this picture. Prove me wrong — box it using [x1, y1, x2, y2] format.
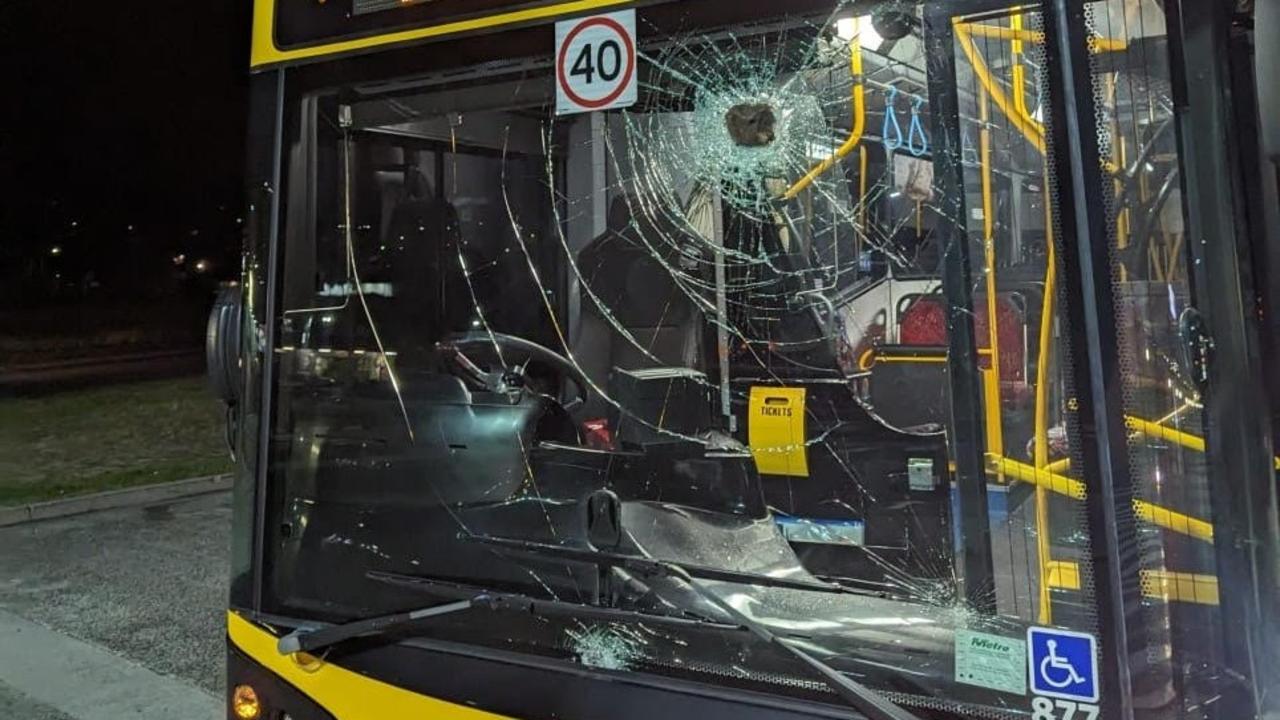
[251, 0, 634, 69]
[228, 611, 513, 719]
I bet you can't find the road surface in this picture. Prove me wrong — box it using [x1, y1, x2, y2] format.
[0, 492, 229, 719]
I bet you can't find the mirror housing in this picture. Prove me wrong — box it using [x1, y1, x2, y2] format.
[206, 284, 244, 406]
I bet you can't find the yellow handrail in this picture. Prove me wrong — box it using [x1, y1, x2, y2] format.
[784, 31, 865, 200]
[1045, 456, 1072, 474]
[978, 83, 1007, 482]
[987, 454, 1215, 543]
[1125, 415, 1205, 452]
[1126, 416, 1280, 470]
[858, 145, 868, 254]
[1010, 14, 1030, 118]
[979, 87, 1002, 406]
[1040, 416, 1280, 472]
[999, 9, 1057, 623]
[959, 22, 1127, 53]
[954, 21, 1046, 154]
[1031, 166, 1058, 623]
[954, 20, 1120, 175]
[988, 454, 1084, 499]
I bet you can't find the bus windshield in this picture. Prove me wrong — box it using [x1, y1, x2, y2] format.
[259, 1, 1222, 716]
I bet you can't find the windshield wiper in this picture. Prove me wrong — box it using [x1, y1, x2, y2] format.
[671, 566, 923, 720]
[463, 532, 853, 594]
[276, 573, 738, 656]
[462, 533, 921, 720]
[280, 540, 920, 720]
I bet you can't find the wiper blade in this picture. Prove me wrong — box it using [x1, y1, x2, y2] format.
[464, 532, 851, 594]
[369, 571, 740, 632]
[672, 567, 923, 720]
[277, 598, 474, 655]
[466, 534, 920, 720]
[281, 549, 919, 720]
[277, 572, 738, 656]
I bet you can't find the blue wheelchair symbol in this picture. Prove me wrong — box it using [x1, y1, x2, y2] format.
[1027, 627, 1099, 702]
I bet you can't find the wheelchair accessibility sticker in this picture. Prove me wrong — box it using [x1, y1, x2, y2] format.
[1027, 626, 1099, 703]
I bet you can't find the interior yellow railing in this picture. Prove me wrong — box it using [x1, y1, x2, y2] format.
[1041, 415, 1280, 474]
[979, 85, 1005, 472]
[959, 22, 1128, 53]
[954, 19, 1123, 175]
[954, 21, 1046, 153]
[986, 454, 1216, 543]
[784, 30, 865, 200]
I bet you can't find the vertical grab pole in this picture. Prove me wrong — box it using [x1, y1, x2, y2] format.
[1010, 13, 1029, 117]
[857, 145, 868, 264]
[1024, 5, 1058, 621]
[1032, 162, 1057, 625]
[979, 85, 1005, 474]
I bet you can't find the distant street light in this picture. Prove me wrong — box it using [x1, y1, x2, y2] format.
[50, 245, 63, 256]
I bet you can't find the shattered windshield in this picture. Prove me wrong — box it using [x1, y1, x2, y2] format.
[261, 1, 1224, 717]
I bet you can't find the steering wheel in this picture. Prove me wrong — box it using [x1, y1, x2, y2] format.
[436, 331, 591, 412]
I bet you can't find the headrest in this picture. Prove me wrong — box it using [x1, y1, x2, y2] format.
[405, 167, 432, 200]
[608, 194, 635, 232]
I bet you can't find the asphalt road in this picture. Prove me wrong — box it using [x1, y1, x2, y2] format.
[0, 492, 229, 718]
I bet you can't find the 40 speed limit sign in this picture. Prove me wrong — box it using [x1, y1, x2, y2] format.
[555, 10, 638, 115]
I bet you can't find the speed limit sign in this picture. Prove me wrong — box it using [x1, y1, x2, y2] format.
[555, 10, 638, 115]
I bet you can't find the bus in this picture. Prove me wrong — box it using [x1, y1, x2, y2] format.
[207, 0, 1280, 718]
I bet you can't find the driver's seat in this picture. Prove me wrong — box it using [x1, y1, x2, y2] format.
[574, 196, 705, 422]
[370, 167, 463, 363]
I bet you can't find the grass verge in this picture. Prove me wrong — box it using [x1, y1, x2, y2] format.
[0, 377, 232, 506]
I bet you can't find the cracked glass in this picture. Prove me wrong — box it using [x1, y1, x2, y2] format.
[256, 1, 1236, 716]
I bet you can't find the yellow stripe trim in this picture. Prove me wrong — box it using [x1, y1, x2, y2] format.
[252, 0, 635, 68]
[228, 611, 512, 719]
[876, 355, 948, 364]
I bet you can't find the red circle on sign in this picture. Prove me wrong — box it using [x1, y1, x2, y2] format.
[557, 16, 636, 110]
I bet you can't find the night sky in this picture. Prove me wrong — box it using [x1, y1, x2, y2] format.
[1, 0, 252, 304]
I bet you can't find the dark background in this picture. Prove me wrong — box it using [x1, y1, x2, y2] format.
[1, 0, 252, 359]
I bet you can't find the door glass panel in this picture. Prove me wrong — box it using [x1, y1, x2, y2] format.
[953, 0, 1233, 715]
[949, 0, 1102, 654]
[1084, 0, 1224, 713]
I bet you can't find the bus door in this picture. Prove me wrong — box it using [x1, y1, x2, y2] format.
[923, 0, 1280, 717]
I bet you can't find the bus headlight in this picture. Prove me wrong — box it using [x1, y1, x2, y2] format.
[232, 684, 262, 719]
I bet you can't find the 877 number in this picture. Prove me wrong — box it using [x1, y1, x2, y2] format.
[570, 39, 624, 85]
[1032, 697, 1100, 720]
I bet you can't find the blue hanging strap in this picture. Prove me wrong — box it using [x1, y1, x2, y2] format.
[908, 95, 930, 157]
[882, 85, 904, 153]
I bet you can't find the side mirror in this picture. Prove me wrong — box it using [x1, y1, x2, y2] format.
[206, 285, 243, 406]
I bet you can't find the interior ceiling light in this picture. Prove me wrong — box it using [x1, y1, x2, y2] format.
[835, 15, 884, 52]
